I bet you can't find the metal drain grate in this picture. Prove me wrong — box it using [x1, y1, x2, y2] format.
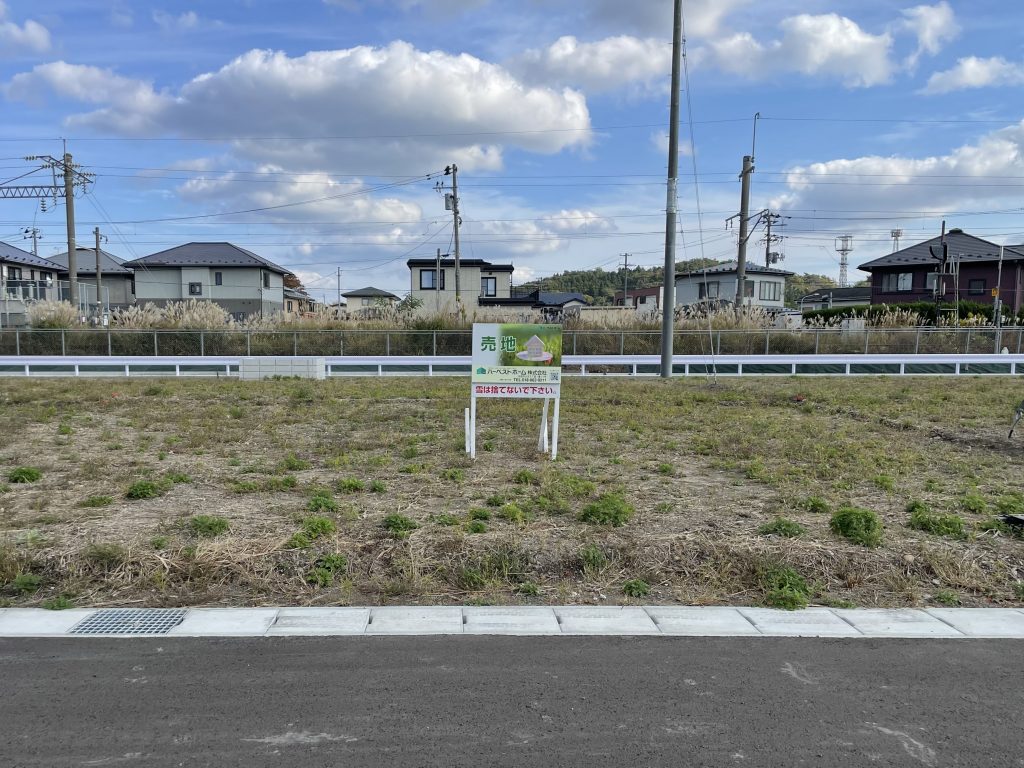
[70, 608, 188, 636]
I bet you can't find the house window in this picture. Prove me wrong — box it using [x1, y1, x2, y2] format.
[968, 278, 986, 295]
[263, 272, 271, 289]
[6, 266, 21, 280]
[881, 272, 913, 292]
[698, 281, 719, 299]
[214, 271, 223, 286]
[287, 301, 294, 312]
[420, 269, 445, 290]
[926, 273, 939, 291]
[361, 297, 372, 306]
[744, 280, 755, 298]
[638, 295, 646, 305]
[481, 276, 497, 297]
[188, 282, 202, 296]
[758, 281, 782, 301]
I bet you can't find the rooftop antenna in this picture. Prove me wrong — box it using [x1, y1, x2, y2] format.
[835, 235, 853, 289]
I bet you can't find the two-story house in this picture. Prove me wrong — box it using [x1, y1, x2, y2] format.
[124, 242, 290, 318]
[408, 258, 514, 310]
[0, 241, 62, 326]
[858, 229, 1024, 313]
[675, 262, 793, 310]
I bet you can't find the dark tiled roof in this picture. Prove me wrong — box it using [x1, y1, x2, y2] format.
[536, 291, 588, 307]
[676, 261, 794, 278]
[858, 230, 1024, 270]
[478, 290, 588, 308]
[124, 242, 291, 274]
[342, 287, 400, 299]
[48, 248, 133, 275]
[284, 287, 314, 300]
[407, 258, 514, 273]
[0, 241, 63, 270]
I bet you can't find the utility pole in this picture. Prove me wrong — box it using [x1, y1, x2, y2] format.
[735, 154, 754, 307]
[336, 267, 342, 308]
[94, 227, 105, 318]
[436, 248, 442, 312]
[64, 152, 79, 313]
[621, 253, 630, 307]
[23, 227, 41, 257]
[763, 212, 784, 267]
[995, 244, 1005, 352]
[660, 0, 683, 379]
[445, 164, 462, 305]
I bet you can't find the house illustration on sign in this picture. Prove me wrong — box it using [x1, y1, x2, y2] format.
[525, 335, 546, 360]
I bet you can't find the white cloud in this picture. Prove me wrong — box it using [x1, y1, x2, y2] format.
[540, 209, 617, 234]
[324, 0, 489, 16]
[0, 1, 50, 54]
[516, 35, 671, 93]
[5, 43, 591, 175]
[773, 120, 1024, 218]
[901, 1, 958, 68]
[153, 10, 200, 32]
[110, 7, 133, 29]
[923, 56, 1024, 94]
[576, 0, 750, 38]
[699, 13, 894, 88]
[651, 130, 693, 156]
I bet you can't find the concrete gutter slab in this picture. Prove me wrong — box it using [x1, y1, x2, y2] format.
[463, 607, 560, 635]
[647, 607, 760, 636]
[267, 608, 370, 636]
[553, 606, 659, 635]
[924, 608, 1024, 638]
[169, 608, 279, 637]
[835, 609, 964, 638]
[367, 607, 464, 635]
[739, 608, 861, 637]
[0, 609, 96, 636]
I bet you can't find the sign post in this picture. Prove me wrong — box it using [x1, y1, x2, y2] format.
[466, 323, 562, 460]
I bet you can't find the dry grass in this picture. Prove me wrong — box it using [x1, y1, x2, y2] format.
[0, 375, 1022, 609]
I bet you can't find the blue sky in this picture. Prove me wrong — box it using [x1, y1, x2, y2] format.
[1, 0, 1023, 302]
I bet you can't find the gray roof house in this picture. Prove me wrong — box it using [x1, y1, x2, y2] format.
[343, 287, 401, 308]
[798, 286, 872, 311]
[675, 262, 794, 310]
[858, 229, 1024, 312]
[49, 247, 135, 310]
[124, 243, 291, 318]
[0, 242, 64, 326]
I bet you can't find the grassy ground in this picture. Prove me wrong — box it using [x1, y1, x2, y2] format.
[0, 375, 1022, 610]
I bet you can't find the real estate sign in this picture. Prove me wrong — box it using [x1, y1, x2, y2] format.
[466, 323, 563, 460]
[471, 323, 562, 395]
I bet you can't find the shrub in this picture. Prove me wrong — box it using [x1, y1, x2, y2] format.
[485, 494, 506, 508]
[830, 506, 883, 547]
[995, 494, 1024, 516]
[434, 514, 460, 526]
[307, 490, 338, 514]
[622, 578, 650, 598]
[454, 566, 486, 590]
[657, 463, 674, 476]
[872, 474, 896, 492]
[337, 477, 365, 494]
[382, 514, 419, 537]
[83, 543, 127, 568]
[301, 516, 336, 539]
[231, 480, 260, 494]
[286, 532, 311, 549]
[10, 573, 41, 593]
[442, 468, 466, 483]
[165, 472, 191, 485]
[317, 553, 348, 572]
[516, 581, 540, 596]
[263, 475, 298, 492]
[150, 536, 169, 550]
[80, 495, 114, 508]
[9, 467, 42, 484]
[579, 493, 634, 527]
[369, 480, 386, 494]
[579, 544, 607, 573]
[42, 596, 73, 610]
[513, 469, 539, 486]
[465, 521, 487, 534]
[760, 565, 811, 610]
[189, 515, 229, 537]
[907, 501, 965, 539]
[498, 503, 529, 524]
[125, 480, 163, 500]
[469, 508, 491, 521]
[934, 589, 960, 606]
[305, 567, 334, 588]
[960, 492, 987, 514]
[801, 496, 831, 514]
[756, 518, 806, 538]
[279, 453, 311, 472]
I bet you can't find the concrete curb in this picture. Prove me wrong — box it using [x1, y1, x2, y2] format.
[1, 606, 1024, 638]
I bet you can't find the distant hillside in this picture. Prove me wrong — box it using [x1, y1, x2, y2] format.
[519, 258, 723, 305]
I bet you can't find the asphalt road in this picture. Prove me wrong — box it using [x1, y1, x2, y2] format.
[1, 637, 1021, 767]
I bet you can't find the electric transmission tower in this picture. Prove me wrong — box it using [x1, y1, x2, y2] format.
[835, 235, 854, 289]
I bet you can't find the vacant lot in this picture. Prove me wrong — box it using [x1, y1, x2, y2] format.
[0, 375, 1022, 610]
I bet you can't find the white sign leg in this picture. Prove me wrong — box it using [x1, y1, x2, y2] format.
[469, 393, 477, 460]
[464, 407, 470, 454]
[551, 396, 560, 461]
[538, 397, 551, 453]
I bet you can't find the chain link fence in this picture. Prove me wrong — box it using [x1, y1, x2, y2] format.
[0, 327, 1020, 357]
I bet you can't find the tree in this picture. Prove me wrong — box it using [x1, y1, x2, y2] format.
[785, 273, 837, 307]
[284, 274, 304, 291]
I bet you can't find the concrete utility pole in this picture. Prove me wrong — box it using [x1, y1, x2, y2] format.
[436, 248, 442, 312]
[735, 154, 754, 307]
[621, 253, 630, 307]
[94, 228, 104, 317]
[446, 164, 462, 305]
[64, 153, 79, 313]
[23, 227, 40, 257]
[660, 0, 684, 379]
[337, 267, 342, 307]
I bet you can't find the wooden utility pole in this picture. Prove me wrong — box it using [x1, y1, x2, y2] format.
[735, 154, 754, 307]
[446, 164, 462, 305]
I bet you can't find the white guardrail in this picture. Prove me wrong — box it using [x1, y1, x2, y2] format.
[0, 354, 1022, 377]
